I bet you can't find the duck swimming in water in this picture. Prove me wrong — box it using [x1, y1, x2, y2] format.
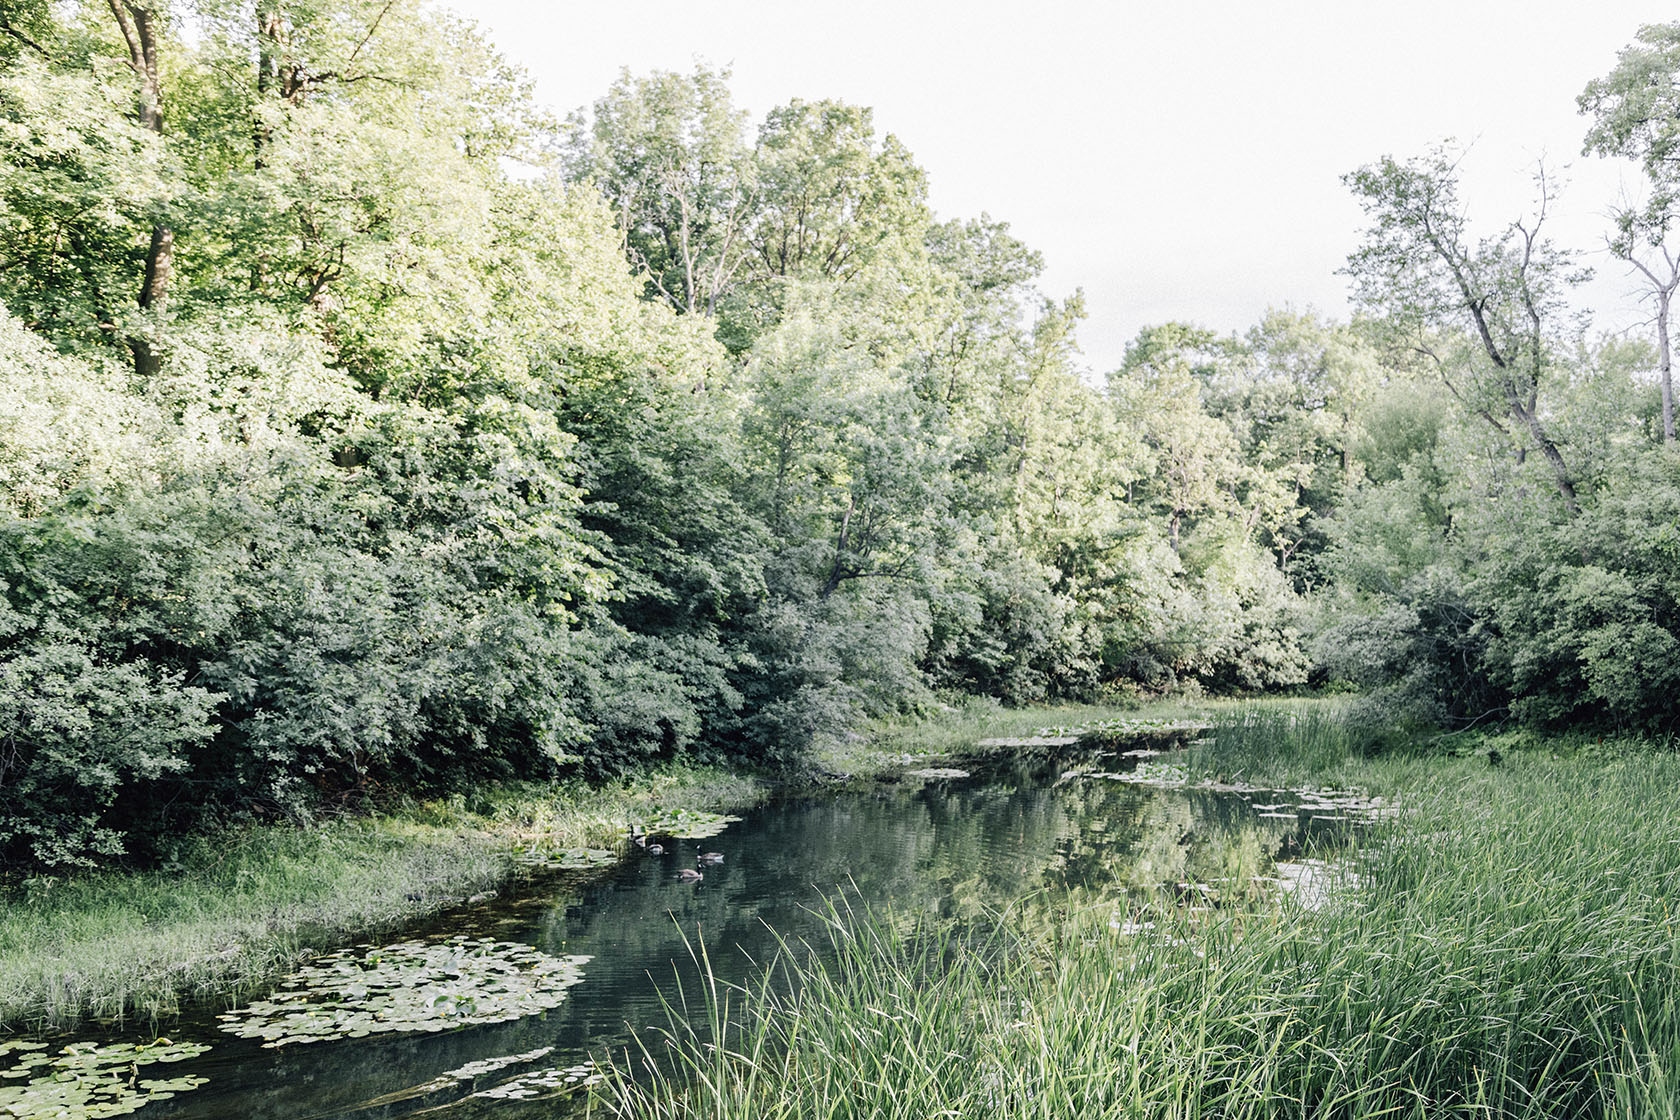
[675, 868, 704, 883]
[697, 852, 724, 864]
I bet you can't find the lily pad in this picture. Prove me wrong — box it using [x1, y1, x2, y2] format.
[0, 1038, 210, 1119]
[217, 937, 590, 1047]
[1097, 761, 1190, 786]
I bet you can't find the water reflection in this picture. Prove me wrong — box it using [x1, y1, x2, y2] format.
[45, 746, 1369, 1120]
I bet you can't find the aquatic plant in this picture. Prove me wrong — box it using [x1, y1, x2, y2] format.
[1036, 716, 1213, 737]
[358, 1045, 556, 1108]
[217, 937, 589, 1047]
[0, 1037, 209, 1119]
[511, 847, 618, 871]
[473, 1060, 603, 1100]
[904, 767, 970, 779]
[637, 808, 741, 840]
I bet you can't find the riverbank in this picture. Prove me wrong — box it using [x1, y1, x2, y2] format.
[610, 710, 1680, 1120]
[0, 766, 764, 1031]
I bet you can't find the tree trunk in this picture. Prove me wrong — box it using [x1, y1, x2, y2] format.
[1659, 287, 1675, 444]
[107, 1, 171, 378]
[820, 496, 856, 600]
[1511, 395, 1580, 514]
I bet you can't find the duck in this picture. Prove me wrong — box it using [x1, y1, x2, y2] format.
[675, 868, 704, 883]
[697, 851, 724, 865]
[645, 843, 665, 855]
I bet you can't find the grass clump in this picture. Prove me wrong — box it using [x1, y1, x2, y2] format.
[0, 765, 765, 1031]
[1186, 697, 1363, 786]
[608, 737, 1680, 1119]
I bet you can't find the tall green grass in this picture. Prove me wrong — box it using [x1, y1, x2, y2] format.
[607, 744, 1680, 1118]
[1188, 697, 1363, 786]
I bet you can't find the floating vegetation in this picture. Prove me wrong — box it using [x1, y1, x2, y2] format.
[473, 1061, 603, 1100]
[1035, 717, 1212, 738]
[1078, 764, 1398, 825]
[637, 808, 741, 840]
[1091, 760, 1191, 786]
[512, 847, 618, 871]
[905, 767, 971, 779]
[359, 1046, 557, 1109]
[218, 937, 590, 1047]
[0, 1037, 209, 1119]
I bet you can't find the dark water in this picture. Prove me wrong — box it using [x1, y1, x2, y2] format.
[32, 749, 1359, 1120]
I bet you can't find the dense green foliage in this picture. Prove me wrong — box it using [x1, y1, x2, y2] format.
[1, 6, 1677, 869]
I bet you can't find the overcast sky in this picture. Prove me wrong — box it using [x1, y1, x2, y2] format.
[447, 0, 1669, 374]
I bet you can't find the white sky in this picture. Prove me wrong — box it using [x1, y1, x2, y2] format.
[447, 0, 1670, 374]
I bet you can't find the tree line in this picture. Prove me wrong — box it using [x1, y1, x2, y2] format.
[0, 1, 1676, 869]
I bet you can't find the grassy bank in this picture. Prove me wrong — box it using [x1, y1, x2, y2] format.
[610, 711, 1680, 1119]
[0, 766, 764, 1032]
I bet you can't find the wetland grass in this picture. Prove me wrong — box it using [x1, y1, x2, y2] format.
[608, 718, 1680, 1119]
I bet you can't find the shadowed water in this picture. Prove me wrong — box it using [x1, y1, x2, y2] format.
[13, 747, 1371, 1120]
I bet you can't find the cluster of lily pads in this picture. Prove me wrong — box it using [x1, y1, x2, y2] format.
[636, 807, 741, 840]
[355, 1048, 603, 1114]
[904, 767, 971, 780]
[511, 846, 619, 871]
[1249, 789, 1399, 824]
[1035, 717, 1213, 738]
[359, 1045, 558, 1109]
[1077, 759, 1192, 786]
[0, 1037, 209, 1119]
[1075, 762, 1397, 823]
[472, 1060, 603, 1100]
[218, 936, 590, 1047]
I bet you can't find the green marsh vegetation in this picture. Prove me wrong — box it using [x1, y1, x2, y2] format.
[609, 709, 1680, 1120]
